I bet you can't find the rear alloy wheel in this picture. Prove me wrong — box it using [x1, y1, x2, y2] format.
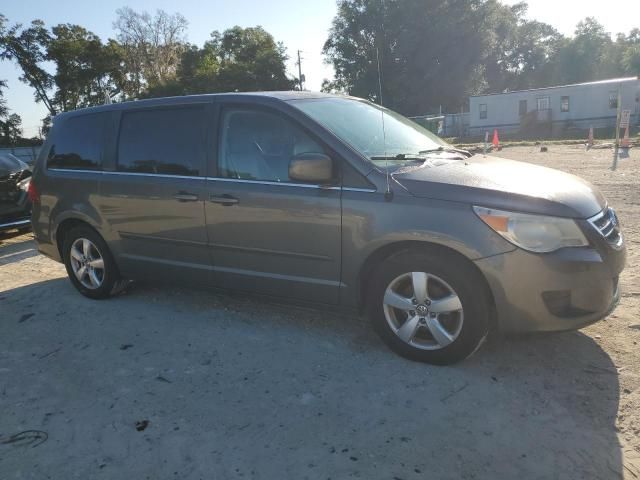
[69, 237, 106, 290]
[62, 226, 128, 299]
[368, 250, 490, 365]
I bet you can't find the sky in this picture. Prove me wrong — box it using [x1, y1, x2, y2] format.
[1, 0, 639, 137]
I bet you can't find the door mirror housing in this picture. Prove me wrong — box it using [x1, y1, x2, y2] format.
[288, 153, 333, 184]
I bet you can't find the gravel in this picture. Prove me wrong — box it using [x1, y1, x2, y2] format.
[1, 145, 638, 479]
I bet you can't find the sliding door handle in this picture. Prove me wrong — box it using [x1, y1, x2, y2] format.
[174, 192, 199, 202]
[209, 194, 239, 206]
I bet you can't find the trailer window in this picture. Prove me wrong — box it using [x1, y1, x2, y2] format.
[479, 104, 487, 119]
[561, 96, 570, 112]
[536, 96, 550, 111]
[518, 100, 527, 116]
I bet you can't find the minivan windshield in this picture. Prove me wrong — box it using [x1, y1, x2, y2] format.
[291, 97, 450, 171]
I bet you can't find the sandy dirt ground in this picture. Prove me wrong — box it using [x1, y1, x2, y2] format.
[0, 145, 638, 479]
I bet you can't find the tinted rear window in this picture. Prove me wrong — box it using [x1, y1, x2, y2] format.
[47, 113, 106, 170]
[117, 106, 206, 176]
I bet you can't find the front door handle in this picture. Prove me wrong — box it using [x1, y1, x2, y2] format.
[174, 192, 199, 202]
[209, 194, 239, 206]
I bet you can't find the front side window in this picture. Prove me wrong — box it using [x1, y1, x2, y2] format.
[561, 96, 570, 112]
[479, 104, 488, 119]
[218, 108, 326, 183]
[117, 106, 206, 176]
[47, 113, 106, 170]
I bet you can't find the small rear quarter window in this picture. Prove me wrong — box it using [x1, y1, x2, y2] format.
[47, 113, 106, 170]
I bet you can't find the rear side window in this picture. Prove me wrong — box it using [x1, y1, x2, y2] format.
[47, 113, 106, 170]
[117, 106, 206, 176]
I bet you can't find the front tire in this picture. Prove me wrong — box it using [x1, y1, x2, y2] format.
[367, 250, 490, 365]
[62, 226, 126, 299]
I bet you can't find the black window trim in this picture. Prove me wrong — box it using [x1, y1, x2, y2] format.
[46, 100, 375, 192]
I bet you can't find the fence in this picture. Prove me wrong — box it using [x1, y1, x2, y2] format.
[0, 146, 42, 166]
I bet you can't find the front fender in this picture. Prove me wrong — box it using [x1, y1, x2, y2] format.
[339, 190, 516, 307]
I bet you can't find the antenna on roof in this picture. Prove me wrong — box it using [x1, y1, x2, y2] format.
[376, 46, 393, 201]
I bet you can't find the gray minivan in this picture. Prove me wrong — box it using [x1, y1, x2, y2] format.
[30, 92, 626, 364]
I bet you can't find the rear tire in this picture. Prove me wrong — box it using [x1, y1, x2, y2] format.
[366, 249, 490, 365]
[62, 226, 126, 299]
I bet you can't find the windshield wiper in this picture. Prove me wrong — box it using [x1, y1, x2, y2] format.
[370, 153, 425, 161]
[419, 146, 472, 157]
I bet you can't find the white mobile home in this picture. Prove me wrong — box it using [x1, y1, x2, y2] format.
[469, 77, 640, 137]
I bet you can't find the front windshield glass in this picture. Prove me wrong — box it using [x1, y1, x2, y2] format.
[291, 97, 449, 171]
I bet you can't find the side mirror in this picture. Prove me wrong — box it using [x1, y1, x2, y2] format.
[289, 153, 333, 184]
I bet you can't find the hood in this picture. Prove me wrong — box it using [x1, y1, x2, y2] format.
[392, 154, 606, 218]
[0, 154, 31, 211]
[0, 154, 29, 178]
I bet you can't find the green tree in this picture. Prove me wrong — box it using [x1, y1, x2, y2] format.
[0, 15, 56, 116]
[113, 7, 189, 97]
[0, 113, 22, 145]
[551, 18, 615, 85]
[0, 79, 7, 119]
[0, 79, 23, 146]
[144, 25, 294, 97]
[1, 15, 126, 128]
[618, 29, 640, 75]
[483, 2, 562, 93]
[208, 26, 293, 92]
[47, 24, 126, 110]
[323, 0, 493, 115]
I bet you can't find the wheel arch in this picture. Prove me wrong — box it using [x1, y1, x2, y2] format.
[357, 240, 498, 328]
[55, 216, 102, 259]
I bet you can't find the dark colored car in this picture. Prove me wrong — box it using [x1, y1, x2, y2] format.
[0, 153, 32, 233]
[30, 92, 626, 364]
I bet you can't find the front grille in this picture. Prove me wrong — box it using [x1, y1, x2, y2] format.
[588, 207, 623, 248]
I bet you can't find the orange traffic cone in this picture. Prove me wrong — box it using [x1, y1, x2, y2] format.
[587, 126, 594, 149]
[492, 129, 501, 150]
[621, 125, 630, 148]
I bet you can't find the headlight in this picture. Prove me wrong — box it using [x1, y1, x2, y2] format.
[473, 206, 588, 253]
[18, 177, 31, 192]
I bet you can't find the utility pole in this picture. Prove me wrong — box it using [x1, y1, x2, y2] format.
[613, 87, 622, 170]
[296, 50, 305, 91]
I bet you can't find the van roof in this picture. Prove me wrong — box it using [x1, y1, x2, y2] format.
[54, 90, 340, 120]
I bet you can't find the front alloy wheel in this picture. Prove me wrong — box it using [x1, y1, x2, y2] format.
[383, 272, 464, 350]
[368, 250, 490, 365]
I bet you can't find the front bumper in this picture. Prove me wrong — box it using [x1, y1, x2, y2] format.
[0, 216, 31, 232]
[475, 233, 626, 333]
[0, 188, 32, 232]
